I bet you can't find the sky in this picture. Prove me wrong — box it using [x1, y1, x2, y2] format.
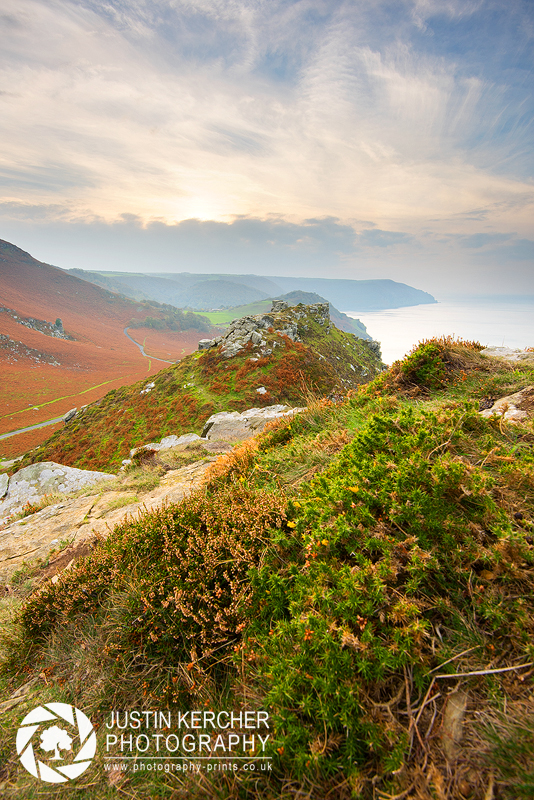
[0, 0, 533, 298]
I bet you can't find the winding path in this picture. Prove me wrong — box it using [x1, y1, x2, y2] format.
[1, 329, 177, 443]
[0, 416, 65, 442]
[123, 327, 175, 364]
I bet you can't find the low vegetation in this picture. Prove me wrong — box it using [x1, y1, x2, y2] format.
[1, 338, 533, 798]
[128, 305, 212, 333]
[16, 307, 382, 473]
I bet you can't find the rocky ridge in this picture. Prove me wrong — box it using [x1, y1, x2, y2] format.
[198, 300, 381, 361]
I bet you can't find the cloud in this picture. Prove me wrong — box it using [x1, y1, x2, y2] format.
[459, 232, 513, 248]
[358, 229, 413, 248]
[0, 0, 532, 298]
[474, 238, 534, 261]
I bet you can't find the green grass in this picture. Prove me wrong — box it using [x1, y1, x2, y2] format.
[192, 300, 272, 325]
[1, 339, 533, 799]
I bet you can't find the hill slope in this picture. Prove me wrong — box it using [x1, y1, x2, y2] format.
[2, 339, 533, 800]
[195, 291, 372, 338]
[18, 302, 383, 472]
[0, 240, 215, 456]
[71, 269, 436, 311]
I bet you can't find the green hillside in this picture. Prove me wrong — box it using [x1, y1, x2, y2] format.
[2, 337, 533, 799]
[195, 292, 370, 338]
[17, 303, 382, 472]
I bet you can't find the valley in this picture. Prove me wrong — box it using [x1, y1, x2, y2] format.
[0, 241, 217, 458]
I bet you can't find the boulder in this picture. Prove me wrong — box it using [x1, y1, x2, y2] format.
[0, 462, 114, 522]
[481, 346, 534, 364]
[479, 385, 534, 423]
[201, 404, 305, 441]
[63, 407, 77, 423]
[130, 433, 202, 458]
[0, 473, 8, 499]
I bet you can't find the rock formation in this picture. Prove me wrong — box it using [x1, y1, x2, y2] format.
[479, 385, 534, 423]
[0, 462, 113, 522]
[197, 301, 330, 358]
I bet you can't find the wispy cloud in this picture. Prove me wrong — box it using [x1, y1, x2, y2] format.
[0, 0, 532, 293]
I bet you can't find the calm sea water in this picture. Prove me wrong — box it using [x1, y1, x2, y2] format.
[345, 301, 534, 366]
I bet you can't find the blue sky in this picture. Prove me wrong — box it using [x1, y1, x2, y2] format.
[0, 0, 532, 296]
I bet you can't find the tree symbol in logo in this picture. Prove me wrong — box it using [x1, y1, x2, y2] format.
[16, 703, 96, 783]
[40, 725, 73, 760]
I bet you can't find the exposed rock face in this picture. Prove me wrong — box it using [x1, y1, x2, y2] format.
[197, 301, 331, 358]
[202, 404, 304, 441]
[481, 346, 534, 364]
[0, 306, 71, 339]
[63, 407, 77, 423]
[0, 473, 8, 499]
[0, 462, 114, 522]
[479, 385, 534, 423]
[130, 433, 202, 458]
[0, 460, 211, 584]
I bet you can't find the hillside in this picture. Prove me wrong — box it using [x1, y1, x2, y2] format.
[267, 275, 437, 310]
[70, 268, 436, 311]
[1, 338, 533, 799]
[16, 302, 383, 472]
[0, 240, 216, 458]
[196, 291, 371, 338]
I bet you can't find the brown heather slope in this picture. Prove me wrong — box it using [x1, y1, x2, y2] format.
[0, 240, 215, 456]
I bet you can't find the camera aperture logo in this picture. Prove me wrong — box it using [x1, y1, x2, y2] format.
[16, 703, 96, 783]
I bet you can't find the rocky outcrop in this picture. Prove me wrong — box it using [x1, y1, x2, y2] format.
[129, 405, 306, 459]
[129, 433, 202, 460]
[0, 306, 71, 339]
[479, 385, 534, 424]
[0, 460, 211, 584]
[481, 346, 534, 364]
[202, 404, 304, 441]
[197, 301, 330, 358]
[0, 462, 113, 522]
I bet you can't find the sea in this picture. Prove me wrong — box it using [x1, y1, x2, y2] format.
[344, 299, 534, 366]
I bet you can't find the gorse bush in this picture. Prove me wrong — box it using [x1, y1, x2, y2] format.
[390, 336, 486, 393]
[240, 402, 534, 782]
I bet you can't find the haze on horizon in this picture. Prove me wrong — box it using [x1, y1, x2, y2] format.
[0, 0, 533, 298]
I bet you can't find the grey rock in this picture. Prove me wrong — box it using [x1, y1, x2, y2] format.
[130, 432, 202, 457]
[366, 340, 382, 358]
[479, 385, 533, 424]
[0, 473, 8, 499]
[0, 462, 114, 522]
[160, 433, 202, 449]
[198, 339, 215, 350]
[251, 330, 262, 345]
[63, 407, 77, 423]
[202, 404, 305, 442]
[481, 346, 534, 364]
